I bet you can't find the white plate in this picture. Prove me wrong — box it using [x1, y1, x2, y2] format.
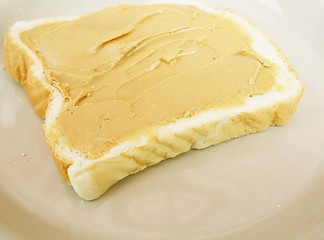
[0, 0, 323, 239]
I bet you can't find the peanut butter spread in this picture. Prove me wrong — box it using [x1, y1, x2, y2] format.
[21, 4, 275, 158]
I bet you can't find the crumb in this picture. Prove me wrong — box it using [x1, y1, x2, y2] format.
[22, 153, 27, 157]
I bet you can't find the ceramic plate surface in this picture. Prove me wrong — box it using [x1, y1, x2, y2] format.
[0, 0, 323, 239]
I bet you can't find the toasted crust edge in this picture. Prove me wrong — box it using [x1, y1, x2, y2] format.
[4, 33, 50, 118]
[4, 30, 73, 184]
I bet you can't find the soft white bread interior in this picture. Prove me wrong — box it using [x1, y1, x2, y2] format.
[4, 3, 303, 200]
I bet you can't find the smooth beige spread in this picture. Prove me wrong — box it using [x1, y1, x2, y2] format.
[21, 4, 275, 158]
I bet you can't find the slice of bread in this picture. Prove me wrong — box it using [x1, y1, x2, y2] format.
[4, 3, 303, 200]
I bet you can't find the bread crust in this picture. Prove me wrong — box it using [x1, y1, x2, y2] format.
[4, 34, 50, 118]
[5, 29, 73, 183]
[66, 92, 302, 200]
[4, 7, 303, 200]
